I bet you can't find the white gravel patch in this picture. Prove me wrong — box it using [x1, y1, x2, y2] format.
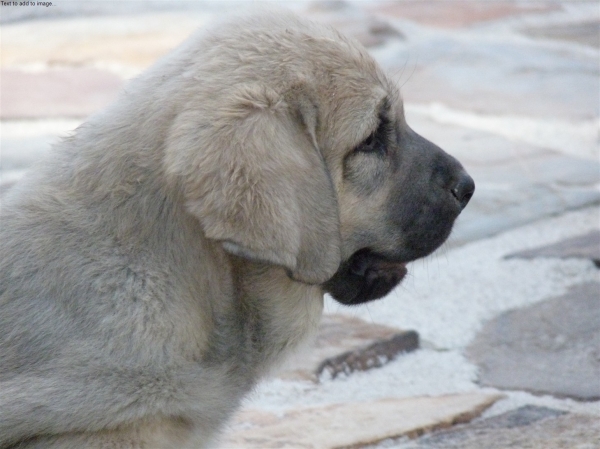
[244, 206, 600, 416]
[245, 349, 479, 414]
[326, 206, 599, 350]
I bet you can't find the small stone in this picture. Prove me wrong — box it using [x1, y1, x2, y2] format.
[316, 331, 419, 381]
[279, 314, 418, 381]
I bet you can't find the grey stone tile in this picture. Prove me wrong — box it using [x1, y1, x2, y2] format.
[467, 282, 600, 400]
[393, 407, 600, 449]
[473, 405, 567, 429]
[451, 185, 600, 247]
[523, 20, 600, 49]
[506, 230, 600, 266]
[450, 152, 600, 246]
[466, 154, 600, 187]
[377, 33, 599, 120]
[405, 114, 553, 166]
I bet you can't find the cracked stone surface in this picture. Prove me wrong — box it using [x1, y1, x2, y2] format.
[467, 282, 600, 400]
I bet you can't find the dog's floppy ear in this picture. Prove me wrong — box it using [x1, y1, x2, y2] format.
[165, 84, 341, 284]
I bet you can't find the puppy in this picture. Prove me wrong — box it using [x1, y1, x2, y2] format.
[0, 11, 474, 448]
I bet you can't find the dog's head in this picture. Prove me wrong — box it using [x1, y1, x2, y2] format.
[164, 12, 474, 305]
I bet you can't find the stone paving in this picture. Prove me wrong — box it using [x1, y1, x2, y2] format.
[1, 1, 599, 448]
[468, 281, 600, 401]
[222, 393, 502, 449]
[384, 406, 600, 449]
[507, 229, 600, 266]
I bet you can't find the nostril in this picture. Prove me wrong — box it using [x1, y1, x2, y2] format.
[451, 173, 475, 210]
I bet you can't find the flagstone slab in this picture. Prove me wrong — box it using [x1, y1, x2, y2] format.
[523, 20, 600, 48]
[405, 113, 556, 167]
[506, 230, 600, 266]
[1, 68, 123, 119]
[280, 314, 418, 382]
[1, 14, 200, 72]
[448, 152, 600, 246]
[467, 282, 600, 400]
[399, 61, 598, 121]
[375, 35, 599, 121]
[222, 393, 501, 449]
[369, 1, 559, 29]
[451, 183, 600, 247]
[394, 406, 600, 449]
[307, 1, 405, 48]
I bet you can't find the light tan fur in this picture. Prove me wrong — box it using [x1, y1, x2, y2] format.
[0, 10, 474, 449]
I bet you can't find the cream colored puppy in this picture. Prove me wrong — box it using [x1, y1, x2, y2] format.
[0, 11, 474, 448]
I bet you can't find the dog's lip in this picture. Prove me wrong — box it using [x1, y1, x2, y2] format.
[369, 259, 408, 279]
[347, 248, 409, 277]
[365, 258, 407, 273]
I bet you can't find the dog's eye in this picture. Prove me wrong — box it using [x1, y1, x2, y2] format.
[362, 134, 375, 150]
[356, 131, 384, 155]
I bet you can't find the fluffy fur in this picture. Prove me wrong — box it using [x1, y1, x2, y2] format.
[0, 11, 473, 448]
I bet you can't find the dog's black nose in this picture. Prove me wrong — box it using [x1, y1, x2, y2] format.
[451, 172, 475, 210]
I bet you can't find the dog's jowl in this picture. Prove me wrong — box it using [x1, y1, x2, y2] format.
[0, 11, 473, 448]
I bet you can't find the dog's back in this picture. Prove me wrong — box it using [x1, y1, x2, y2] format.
[0, 55, 240, 447]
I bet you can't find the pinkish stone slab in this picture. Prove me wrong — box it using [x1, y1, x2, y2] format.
[370, 1, 560, 29]
[1, 68, 123, 119]
[222, 393, 502, 449]
[1, 14, 197, 71]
